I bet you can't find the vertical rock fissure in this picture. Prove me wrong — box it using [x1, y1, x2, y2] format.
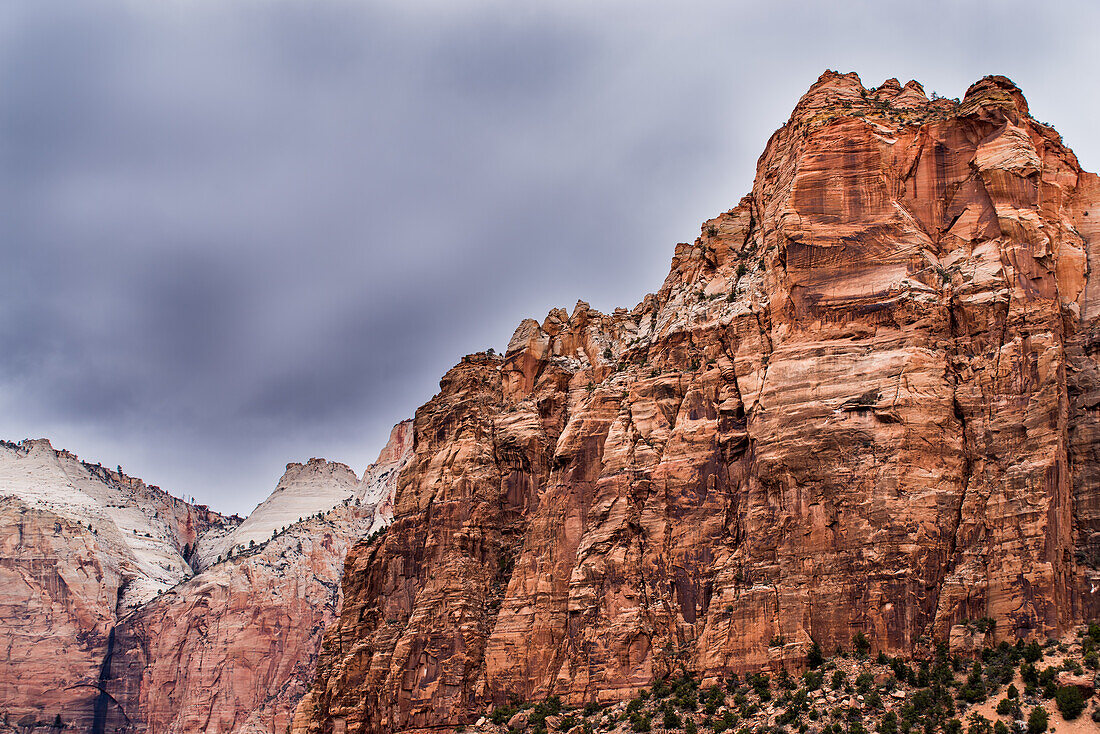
[91, 627, 128, 734]
[929, 292, 977, 639]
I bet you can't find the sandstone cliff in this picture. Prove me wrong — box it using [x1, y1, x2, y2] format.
[0, 421, 411, 733]
[294, 73, 1100, 733]
[0, 439, 232, 732]
[96, 420, 412, 734]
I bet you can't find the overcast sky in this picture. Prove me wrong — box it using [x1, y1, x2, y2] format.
[1, 0, 1097, 515]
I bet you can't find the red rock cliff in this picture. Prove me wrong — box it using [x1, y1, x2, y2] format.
[293, 72, 1100, 733]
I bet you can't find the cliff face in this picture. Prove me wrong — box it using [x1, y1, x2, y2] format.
[295, 73, 1100, 733]
[0, 422, 411, 734]
[0, 440, 231, 732]
[96, 421, 412, 734]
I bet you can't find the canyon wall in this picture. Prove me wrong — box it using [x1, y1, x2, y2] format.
[0, 421, 410, 733]
[0, 440, 232, 732]
[97, 421, 412, 734]
[294, 73, 1100, 734]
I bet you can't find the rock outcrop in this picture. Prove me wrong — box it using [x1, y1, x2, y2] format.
[195, 459, 361, 568]
[97, 421, 412, 734]
[0, 440, 231, 732]
[294, 73, 1100, 733]
[0, 421, 411, 733]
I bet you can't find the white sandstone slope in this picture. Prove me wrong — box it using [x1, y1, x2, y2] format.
[196, 419, 413, 566]
[0, 439, 232, 733]
[195, 458, 361, 566]
[0, 421, 413, 733]
[354, 418, 412, 532]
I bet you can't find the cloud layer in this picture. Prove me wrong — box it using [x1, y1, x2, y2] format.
[1, 0, 1097, 514]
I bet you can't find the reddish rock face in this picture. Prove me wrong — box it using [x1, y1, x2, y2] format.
[0, 441, 231, 733]
[295, 73, 1100, 733]
[100, 506, 377, 734]
[0, 422, 411, 734]
[96, 422, 412, 734]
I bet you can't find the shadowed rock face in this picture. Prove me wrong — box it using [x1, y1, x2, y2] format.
[294, 73, 1100, 733]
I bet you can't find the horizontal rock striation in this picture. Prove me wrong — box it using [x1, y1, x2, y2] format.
[0, 421, 411, 734]
[295, 73, 1100, 733]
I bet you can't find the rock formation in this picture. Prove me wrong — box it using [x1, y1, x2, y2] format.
[294, 73, 1100, 733]
[0, 439, 232, 732]
[97, 420, 412, 734]
[0, 421, 411, 733]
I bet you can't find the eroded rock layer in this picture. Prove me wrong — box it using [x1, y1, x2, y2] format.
[97, 421, 413, 734]
[0, 422, 411, 734]
[295, 73, 1100, 733]
[0, 440, 231, 733]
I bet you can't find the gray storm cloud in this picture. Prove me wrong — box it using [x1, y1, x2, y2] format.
[0, 0, 1097, 514]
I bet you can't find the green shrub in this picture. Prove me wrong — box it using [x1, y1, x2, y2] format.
[1027, 706, 1048, 734]
[1055, 685, 1085, 720]
[684, 719, 697, 734]
[1023, 641, 1043, 664]
[747, 672, 770, 696]
[713, 711, 738, 733]
[974, 618, 996, 634]
[967, 713, 992, 734]
[804, 639, 824, 669]
[957, 662, 987, 703]
[489, 705, 517, 725]
[995, 699, 1014, 716]
[1038, 666, 1057, 688]
[853, 632, 871, 657]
